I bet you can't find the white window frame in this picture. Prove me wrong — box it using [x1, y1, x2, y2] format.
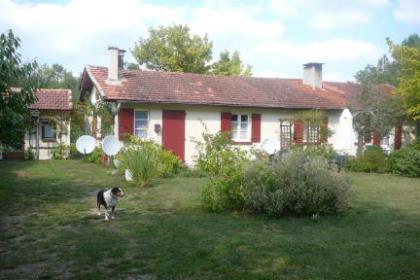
[231, 113, 251, 142]
[134, 110, 149, 139]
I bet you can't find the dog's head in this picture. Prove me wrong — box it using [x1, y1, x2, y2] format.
[111, 187, 125, 198]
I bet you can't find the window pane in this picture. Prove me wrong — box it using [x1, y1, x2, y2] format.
[232, 121, 238, 130]
[231, 114, 238, 121]
[135, 120, 148, 128]
[135, 111, 148, 120]
[42, 122, 55, 138]
[240, 122, 247, 130]
[241, 115, 248, 122]
[135, 129, 147, 139]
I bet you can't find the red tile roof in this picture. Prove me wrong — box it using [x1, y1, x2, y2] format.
[30, 89, 72, 111]
[81, 65, 393, 110]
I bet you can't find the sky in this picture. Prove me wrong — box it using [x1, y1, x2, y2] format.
[0, 0, 419, 82]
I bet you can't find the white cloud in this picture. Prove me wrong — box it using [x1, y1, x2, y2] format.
[269, 0, 299, 18]
[394, 0, 420, 24]
[311, 11, 370, 29]
[0, 0, 384, 81]
[189, 5, 285, 51]
[0, 0, 186, 70]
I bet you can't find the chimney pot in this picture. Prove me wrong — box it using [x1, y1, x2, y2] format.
[303, 62, 323, 89]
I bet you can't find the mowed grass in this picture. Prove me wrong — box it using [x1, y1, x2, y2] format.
[0, 160, 419, 280]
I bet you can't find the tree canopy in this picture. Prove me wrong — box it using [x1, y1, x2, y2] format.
[0, 30, 39, 150]
[388, 37, 420, 121]
[211, 50, 252, 76]
[132, 24, 252, 76]
[132, 24, 213, 74]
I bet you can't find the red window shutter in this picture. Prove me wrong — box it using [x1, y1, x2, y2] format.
[372, 131, 381, 146]
[320, 117, 328, 143]
[221, 112, 232, 132]
[251, 114, 261, 143]
[118, 108, 134, 141]
[394, 126, 402, 150]
[293, 120, 304, 144]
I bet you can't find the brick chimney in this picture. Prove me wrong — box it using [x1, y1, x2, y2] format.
[108, 46, 126, 81]
[303, 62, 323, 89]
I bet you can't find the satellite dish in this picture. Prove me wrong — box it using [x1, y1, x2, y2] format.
[76, 135, 96, 155]
[260, 138, 281, 155]
[102, 135, 121, 156]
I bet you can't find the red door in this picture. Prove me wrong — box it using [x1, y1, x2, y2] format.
[162, 110, 185, 161]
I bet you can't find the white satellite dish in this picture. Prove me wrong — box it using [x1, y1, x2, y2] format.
[76, 135, 96, 155]
[102, 135, 121, 156]
[260, 138, 281, 155]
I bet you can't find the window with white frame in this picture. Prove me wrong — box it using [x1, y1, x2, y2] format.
[41, 120, 56, 140]
[134, 111, 148, 139]
[231, 114, 250, 141]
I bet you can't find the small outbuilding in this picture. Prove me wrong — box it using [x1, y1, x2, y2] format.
[24, 89, 72, 160]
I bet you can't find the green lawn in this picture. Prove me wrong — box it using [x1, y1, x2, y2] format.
[0, 160, 419, 280]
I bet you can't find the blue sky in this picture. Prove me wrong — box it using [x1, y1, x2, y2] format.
[1, 0, 419, 81]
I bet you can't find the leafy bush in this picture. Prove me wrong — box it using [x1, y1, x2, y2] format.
[69, 143, 79, 159]
[407, 138, 420, 150]
[159, 148, 183, 177]
[24, 147, 35, 160]
[200, 148, 249, 211]
[388, 148, 420, 177]
[117, 136, 182, 186]
[83, 147, 103, 164]
[292, 144, 337, 161]
[52, 142, 70, 160]
[345, 145, 387, 173]
[345, 157, 371, 172]
[118, 142, 160, 187]
[196, 131, 249, 211]
[194, 131, 233, 176]
[243, 151, 350, 216]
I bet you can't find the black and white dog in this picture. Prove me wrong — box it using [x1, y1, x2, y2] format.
[97, 187, 125, 220]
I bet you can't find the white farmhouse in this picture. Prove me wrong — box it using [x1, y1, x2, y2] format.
[80, 47, 403, 165]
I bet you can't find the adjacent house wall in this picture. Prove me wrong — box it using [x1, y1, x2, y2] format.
[24, 111, 71, 160]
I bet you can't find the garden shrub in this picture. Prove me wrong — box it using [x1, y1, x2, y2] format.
[117, 136, 183, 186]
[388, 148, 420, 177]
[52, 142, 70, 160]
[83, 147, 103, 164]
[292, 144, 337, 161]
[345, 145, 387, 173]
[117, 142, 160, 187]
[196, 131, 250, 211]
[194, 131, 236, 176]
[200, 148, 249, 211]
[243, 151, 350, 216]
[407, 138, 420, 150]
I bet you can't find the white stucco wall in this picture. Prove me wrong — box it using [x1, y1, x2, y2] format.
[115, 104, 352, 165]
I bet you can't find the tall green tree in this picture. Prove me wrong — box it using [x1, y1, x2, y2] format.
[0, 30, 39, 150]
[388, 38, 420, 121]
[36, 63, 80, 100]
[351, 35, 420, 153]
[211, 50, 252, 76]
[132, 24, 213, 74]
